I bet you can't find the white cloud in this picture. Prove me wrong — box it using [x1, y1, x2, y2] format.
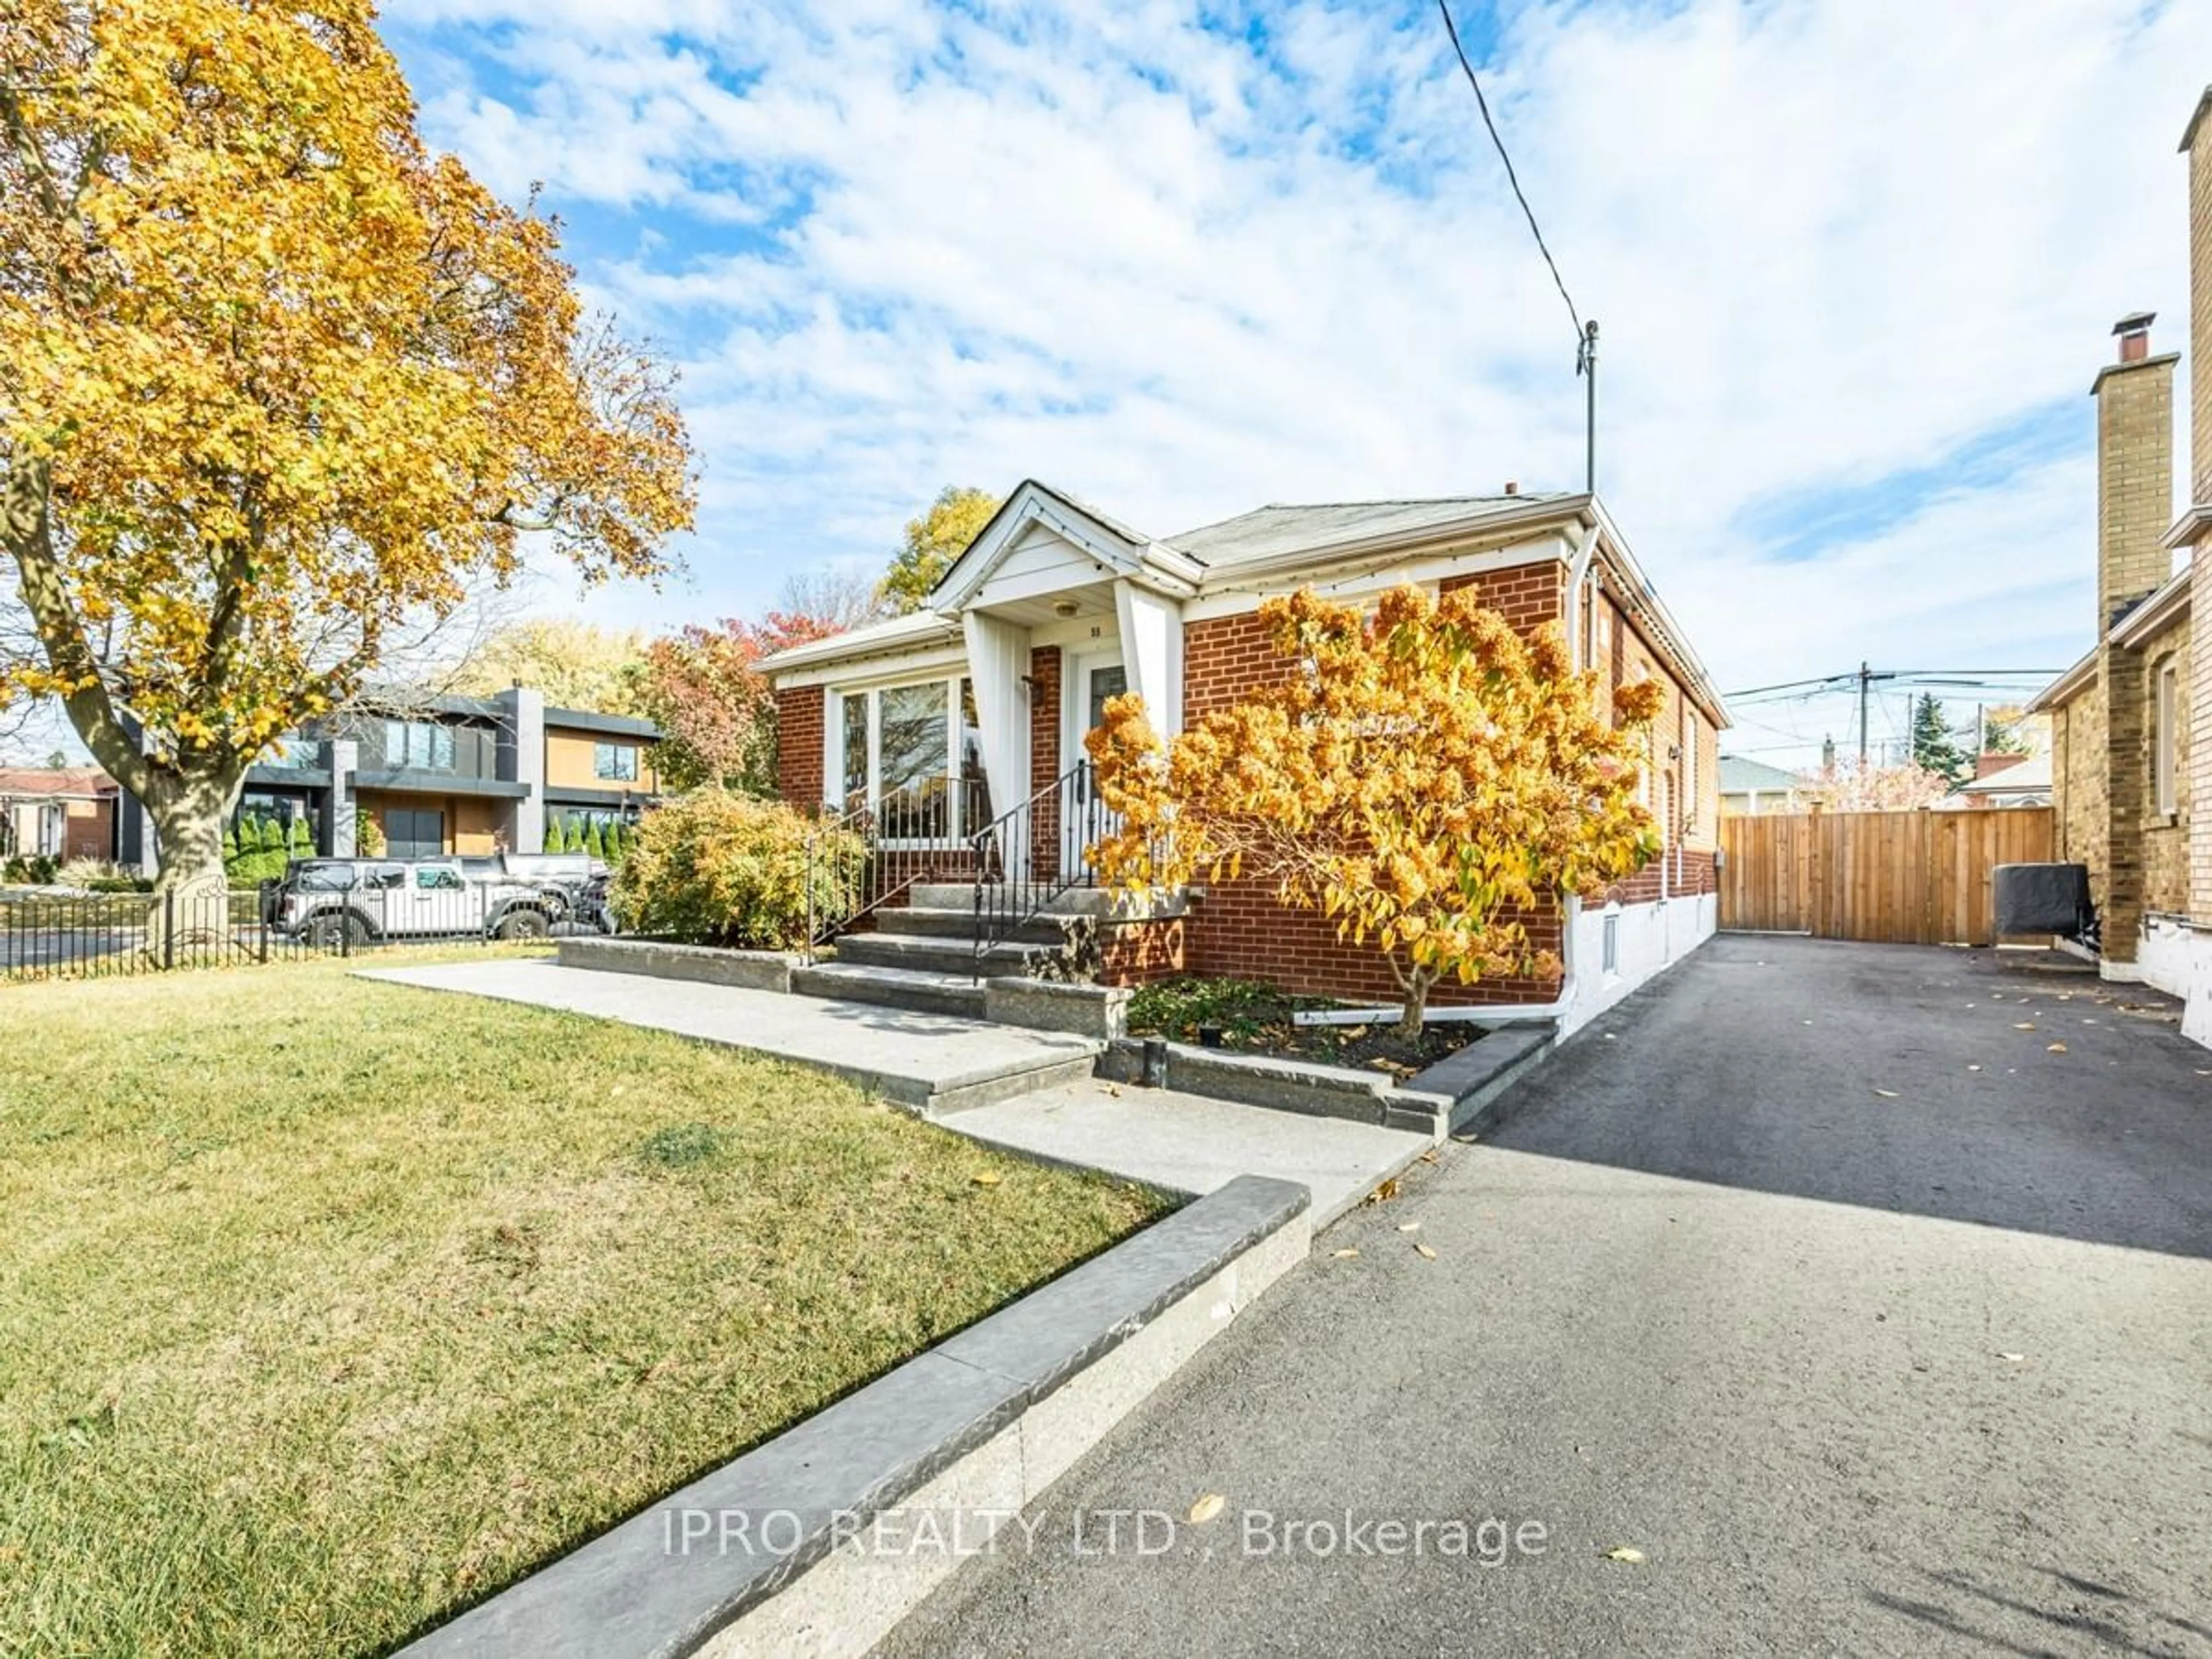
[383, 0, 2212, 759]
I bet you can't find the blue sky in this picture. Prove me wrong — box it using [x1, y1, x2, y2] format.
[368, 0, 2212, 766]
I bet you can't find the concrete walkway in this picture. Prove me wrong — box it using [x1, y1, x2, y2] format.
[360, 959, 1100, 1115]
[362, 959, 1430, 1225]
[956, 1075, 1433, 1228]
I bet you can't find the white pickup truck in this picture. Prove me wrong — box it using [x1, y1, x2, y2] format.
[267, 858, 555, 948]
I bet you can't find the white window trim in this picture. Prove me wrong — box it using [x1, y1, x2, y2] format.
[827, 673, 971, 846]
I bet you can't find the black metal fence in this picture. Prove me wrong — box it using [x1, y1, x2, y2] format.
[0, 882, 597, 984]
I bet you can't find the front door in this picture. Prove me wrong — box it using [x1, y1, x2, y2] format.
[385, 808, 445, 862]
[1063, 653, 1126, 878]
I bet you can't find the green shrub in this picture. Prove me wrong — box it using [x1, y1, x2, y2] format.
[222, 823, 240, 862]
[288, 816, 313, 858]
[585, 821, 607, 859]
[612, 790, 862, 949]
[356, 810, 387, 858]
[543, 819, 566, 854]
[1126, 978, 1308, 1044]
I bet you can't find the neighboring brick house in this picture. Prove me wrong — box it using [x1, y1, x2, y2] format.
[763, 482, 1728, 1032]
[0, 766, 119, 863]
[2029, 87, 2212, 1006]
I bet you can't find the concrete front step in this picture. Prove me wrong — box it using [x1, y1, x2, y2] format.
[910, 882, 1122, 916]
[791, 961, 987, 1020]
[872, 906, 1069, 946]
[833, 931, 1060, 978]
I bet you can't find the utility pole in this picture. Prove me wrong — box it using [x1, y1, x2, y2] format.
[1858, 661, 1871, 768]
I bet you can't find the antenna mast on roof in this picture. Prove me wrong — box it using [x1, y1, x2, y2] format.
[1577, 319, 1598, 494]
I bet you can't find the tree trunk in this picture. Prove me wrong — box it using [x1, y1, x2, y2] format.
[1395, 965, 1435, 1041]
[139, 767, 246, 955]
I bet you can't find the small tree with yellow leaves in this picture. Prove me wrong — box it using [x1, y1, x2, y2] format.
[0, 1, 694, 914]
[1087, 585, 1663, 1036]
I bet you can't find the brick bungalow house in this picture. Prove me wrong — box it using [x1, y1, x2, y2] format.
[0, 765, 119, 863]
[2028, 87, 2212, 1019]
[763, 482, 1727, 1033]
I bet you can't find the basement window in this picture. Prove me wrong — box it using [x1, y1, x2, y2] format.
[1601, 911, 1620, 978]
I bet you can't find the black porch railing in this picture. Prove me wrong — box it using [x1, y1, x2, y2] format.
[801, 776, 991, 963]
[967, 760, 1112, 974]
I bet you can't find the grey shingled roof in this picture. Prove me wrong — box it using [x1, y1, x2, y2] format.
[1718, 755, 1804, 794]
[1163, 495, 1575, 570]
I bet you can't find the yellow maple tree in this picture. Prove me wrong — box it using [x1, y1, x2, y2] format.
[880, 485, 1002, 613]
[0, 0, 695, 903]
[1086, 584, 1664, 1035]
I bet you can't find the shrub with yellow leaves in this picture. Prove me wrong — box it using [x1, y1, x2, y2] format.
[1086, 585, 1662, 1036]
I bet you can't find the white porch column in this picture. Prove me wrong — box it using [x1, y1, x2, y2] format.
[1112, 579, 1184, 739]
[961, 610, 1031, 828]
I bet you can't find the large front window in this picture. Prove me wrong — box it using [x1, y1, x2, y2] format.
[384, 719, 455, 771]
[836, 676, 990, 840]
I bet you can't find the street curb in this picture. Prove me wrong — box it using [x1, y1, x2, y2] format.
[396, 1175, 1312, 1659]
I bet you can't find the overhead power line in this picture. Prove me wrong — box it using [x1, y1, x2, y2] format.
[1435, 1, 1583, 348]
[1435, 0, 1604, 491]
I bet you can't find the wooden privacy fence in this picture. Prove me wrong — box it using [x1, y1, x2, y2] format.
[1718, 808, 2055, 946]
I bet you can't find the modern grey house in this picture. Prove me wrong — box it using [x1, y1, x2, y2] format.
[118, 687, 662, 871]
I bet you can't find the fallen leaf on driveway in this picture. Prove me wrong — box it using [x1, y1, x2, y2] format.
[971, 1171, 1003, 1187]
[1873, 1089, 1899, 1098]
[1398, 1221, 1422, 1232]
[1603, 1033, 1617, 1041]
[1419, 1149, 1439, 1164]
[1998, 1352, 2025, 1363]
[2013, 1022, 2037, 1031]
[1605, 1547, 1647, 1564]
[1967, 1064, 1982, 1072]
[1331, 1247, 1360, 1259]
[1188, 1493, 1226, 1524]
[1414, 1242, 1438, 1260]
[2046, 1043, 2067, 1054]
[1368, 1177, 1401, 1203]
[1802, 1019, 1813, 1026]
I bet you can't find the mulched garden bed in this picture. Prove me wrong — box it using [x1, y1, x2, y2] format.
[1124, 976, 1482, 1082]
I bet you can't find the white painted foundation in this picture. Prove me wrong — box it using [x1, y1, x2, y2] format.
[1560, 892, 1718, 1037]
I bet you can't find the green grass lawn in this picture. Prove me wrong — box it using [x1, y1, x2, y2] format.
[0, 957, 1167, 1657]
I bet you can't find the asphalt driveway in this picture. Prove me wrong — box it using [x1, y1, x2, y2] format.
[876, 934, 2212, 1658]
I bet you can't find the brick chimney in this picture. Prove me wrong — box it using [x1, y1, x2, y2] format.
[2091, 312, 2176, 630]
[2093, 312, 2177, 963]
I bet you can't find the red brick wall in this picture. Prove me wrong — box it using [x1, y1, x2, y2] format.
[1101, 918, 1186, 984]
[1029, 646, 1062, 881]
[1168, 571, 1575, 1005]
[1438, 562, 1567, 632]
[778, 685, 824, 807]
